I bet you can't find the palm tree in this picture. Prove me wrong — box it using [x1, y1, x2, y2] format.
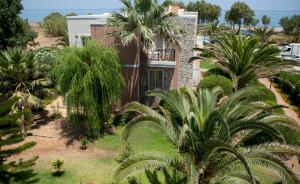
[0, 48, 53, 110]
[52, 41, 124, 137]
[191, 35, 296, 90]
[113, 87, 300, 184]
[250, 27, 275, 43]
[197, 21, 231, 43]
[107, 0, 182, 51]
[107, 0, 183, 99]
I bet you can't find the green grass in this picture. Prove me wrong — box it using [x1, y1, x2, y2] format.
[200, 60, 216, 70]
[34, 126, 176, 184]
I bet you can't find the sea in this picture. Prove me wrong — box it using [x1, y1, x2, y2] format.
[21, 9, 300, 28]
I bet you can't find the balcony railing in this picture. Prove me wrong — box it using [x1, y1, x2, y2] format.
[147, 49, 176, 61]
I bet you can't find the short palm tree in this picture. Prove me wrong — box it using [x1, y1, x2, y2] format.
[113, 87, 300, 184]
[250, 27, 275, 43]
[0, 48, 52, 109]
[192, 35, 296, 90]
[197, 21, 231, 43]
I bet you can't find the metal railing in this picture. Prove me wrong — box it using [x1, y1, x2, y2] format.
[147, 49, 176, 61]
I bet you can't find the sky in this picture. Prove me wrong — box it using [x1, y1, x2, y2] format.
[22, 0, 300, 11]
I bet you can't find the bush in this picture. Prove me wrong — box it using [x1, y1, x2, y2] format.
[275, 72, 300, 105]
[43, 12, 67, 37]
[198, 75, 233, 95]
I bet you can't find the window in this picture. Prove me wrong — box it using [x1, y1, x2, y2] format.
[149, 70, 163, 90]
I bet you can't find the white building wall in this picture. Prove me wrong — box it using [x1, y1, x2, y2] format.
[67, 14, 110, 47]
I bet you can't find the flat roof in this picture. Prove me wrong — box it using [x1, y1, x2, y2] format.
[66, 13, 112, 20]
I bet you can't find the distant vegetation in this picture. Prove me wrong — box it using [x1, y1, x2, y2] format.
[186, 0, 221, 24]
[43, 12, 67, 37]
[280, 15, 300, 41]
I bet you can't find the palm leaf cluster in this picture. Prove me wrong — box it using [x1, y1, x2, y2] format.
[107, 0, 183, 50]
[52, 41, 124, 137]
[192, 35, 297, 90]
[0, 48, 53, 110]
[250, 27, 275, 43]
[0, 97, 38, 183]
[197, 21, 232, 43]
[113, 87, 300, 184]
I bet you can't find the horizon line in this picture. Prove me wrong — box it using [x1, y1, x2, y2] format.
[22, 8, 300, 12]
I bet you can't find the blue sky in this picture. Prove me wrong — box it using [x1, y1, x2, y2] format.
[22, 0, 300, 11]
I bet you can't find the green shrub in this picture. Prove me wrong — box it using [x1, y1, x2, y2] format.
[43, 12, 67, 37]
[198, 75, 233, 95]
[275, 72, 300, 105]
[51, 159, 64, 176]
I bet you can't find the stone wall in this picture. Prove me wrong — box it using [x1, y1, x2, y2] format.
[176, 15, 198, 88]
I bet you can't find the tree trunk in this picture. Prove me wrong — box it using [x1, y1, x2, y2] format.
[236, 24, 241, 35]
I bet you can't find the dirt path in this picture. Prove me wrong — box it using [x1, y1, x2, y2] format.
[259, 78, 300, 124]
[10, 97, 117, 167]
[29, 23, 60, 49]
[259, 78, 300, 177]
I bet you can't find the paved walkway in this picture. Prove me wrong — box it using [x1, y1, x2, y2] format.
[259, 78, 300, 125]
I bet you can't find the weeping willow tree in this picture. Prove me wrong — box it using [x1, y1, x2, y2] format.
[52, 41, 124, 137]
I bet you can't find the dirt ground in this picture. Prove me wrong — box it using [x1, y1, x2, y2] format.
[29, 23, 60, 49]
[9, 97, 117, 168]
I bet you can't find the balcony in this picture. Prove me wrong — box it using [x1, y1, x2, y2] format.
[147, 49, 176, 68]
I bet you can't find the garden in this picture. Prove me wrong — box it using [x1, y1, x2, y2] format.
[1, 0, 300, 184]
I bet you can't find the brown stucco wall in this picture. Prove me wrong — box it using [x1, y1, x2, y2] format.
[90, 24, 140, 105]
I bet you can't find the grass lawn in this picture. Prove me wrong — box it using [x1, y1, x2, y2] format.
[34, 126, 177, 184]
[200, 60, 216, 70]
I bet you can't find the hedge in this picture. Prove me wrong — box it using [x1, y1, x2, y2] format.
[274, 72, 300, 105]
[198, 75, 234, 95]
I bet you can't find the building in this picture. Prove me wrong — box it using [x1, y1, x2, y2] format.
[66, 6, 200, 106]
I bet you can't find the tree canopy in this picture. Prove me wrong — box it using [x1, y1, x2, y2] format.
[261, 14, 271, 27]
[192, 35, 296, 90]
[52, 41, 124, 137]
[0, 0, 37, 49]
[0, 48, 53, 110]
[186, 0, 221, 24]
[280, 15, 300, 39]
[43, 12, 67, 37]
[114, 87, 300, 184]
[225, 1, 255, 34]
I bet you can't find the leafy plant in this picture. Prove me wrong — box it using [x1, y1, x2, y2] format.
[51, 159, 64, 176]
[52, 41, 124, 137]
[192, 35, 296, 90]
[0, 97, 38, 183]
[0, 48, 54, 110]
[186, 1, 221, 24]
[225, 2, 255, 34]
[80, 137, 89, 150]
[127, 176, 141, 184]
[113, 87, 300, 184]
[197, 75, 233, 96]
[43, 12, 67, 37]
[0, 0, 37, 49]
[117, 142, 134, 163]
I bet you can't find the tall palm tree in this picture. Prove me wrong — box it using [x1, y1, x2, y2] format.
[107, 0, 183, 99]
[0, 48, 53, 110]
[107, 0, 183, 51]
[113, 87, 300, 184]
[52, 41, 124, 137]
[191, 35, 296, 90]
